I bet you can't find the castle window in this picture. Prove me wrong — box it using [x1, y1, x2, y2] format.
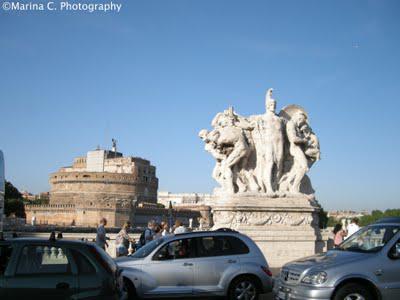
[83, 175, 90, 178]
[90, 202, 93, 206]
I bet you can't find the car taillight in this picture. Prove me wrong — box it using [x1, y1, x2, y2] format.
[261, 266, 273, 277]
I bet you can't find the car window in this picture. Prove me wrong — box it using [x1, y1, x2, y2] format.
[389, 238, 400, 259]
[71, 249, 96, 274]
[340, 225, 400, 253]
[0, 244, 13, 275]
[196, 236, 249, 257]
[154, 238, 194, 260]
[16, 245, 71, 275]
[131, 238, 165, 259]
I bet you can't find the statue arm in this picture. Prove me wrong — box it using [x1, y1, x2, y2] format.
[205, 143, 225, 161]
[287, 122, 307, 144]
[235, 116, 254, 130]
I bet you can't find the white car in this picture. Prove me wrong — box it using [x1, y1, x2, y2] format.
[116, 230, 273, 299]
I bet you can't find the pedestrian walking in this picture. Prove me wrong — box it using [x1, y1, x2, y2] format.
[161, 221, 170, 236]
[345, 218, 360, 239]
[116, 222, 134, 257]
[139, 220, 155, 246]
[153, 224, 163, 240]
[96, 218, 109, 250]
[173, 220, 188, 234]
[333, 223, 347, 247]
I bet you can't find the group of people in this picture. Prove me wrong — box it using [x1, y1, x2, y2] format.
[95, 218, 189, 257]
[331, 218, 361, 247]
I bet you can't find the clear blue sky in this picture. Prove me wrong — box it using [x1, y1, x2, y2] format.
[1, 0, 399, 211]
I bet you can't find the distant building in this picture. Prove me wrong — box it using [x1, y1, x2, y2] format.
[25, 142, 199, 227]
[158, 191, 212, 207]
[157, 191, 213, 228]
[328, 210, 369, 220]
[49, 148, 158, 206]
[21, 191, 37, 201]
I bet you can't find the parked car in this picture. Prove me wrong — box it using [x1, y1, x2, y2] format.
[116, 230, 273, 299]
[274, 217, 400, 300]
[0, 236, 124, 299]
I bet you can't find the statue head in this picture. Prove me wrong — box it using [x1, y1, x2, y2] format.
[292, 111, 307, 126]
[212, 107, 237, 128]
[265, 88, 276, 113]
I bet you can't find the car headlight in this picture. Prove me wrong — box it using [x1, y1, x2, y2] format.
[301, 271, 327, 285]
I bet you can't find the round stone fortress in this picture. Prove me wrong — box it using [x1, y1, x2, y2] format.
[50, 149, 158, 206]
[25, 145, 199, 227]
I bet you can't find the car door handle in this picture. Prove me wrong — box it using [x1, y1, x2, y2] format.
[183, 262, 193, 266]
[374, 269, 383, 276]
[227, 259, 237, 263]
[56, 282, 70, 289]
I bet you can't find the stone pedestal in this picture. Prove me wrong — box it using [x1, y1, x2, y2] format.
[211, 194, 323, 268]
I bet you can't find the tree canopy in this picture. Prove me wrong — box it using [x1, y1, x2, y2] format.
[4, 180, 25, 218]
[359, 209, 400, 226]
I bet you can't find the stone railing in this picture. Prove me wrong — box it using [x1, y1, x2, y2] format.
[25, 204, 76, 210]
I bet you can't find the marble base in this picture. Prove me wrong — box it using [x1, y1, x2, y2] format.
[211, 194, 323, 268]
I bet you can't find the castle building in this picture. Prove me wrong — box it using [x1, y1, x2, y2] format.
[25, 144, 174, 227]
[50, 148, 158, 206]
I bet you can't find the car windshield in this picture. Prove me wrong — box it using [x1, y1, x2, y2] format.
[131, 238, 165, 258]
[338, 224, 400, 253]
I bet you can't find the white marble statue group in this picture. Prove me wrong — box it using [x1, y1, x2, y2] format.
[199, 89, 320, 197]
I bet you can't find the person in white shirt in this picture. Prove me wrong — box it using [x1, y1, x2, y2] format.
[161, 221, 170, 236]
[173, 219, 188, 234]
[346, 218, 360, 239]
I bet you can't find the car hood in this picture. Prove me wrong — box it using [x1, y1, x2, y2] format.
[284, 250, 372, 273]
[114, 256, 144, 268]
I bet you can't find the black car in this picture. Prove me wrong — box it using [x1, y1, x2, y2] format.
[0, 237, 124, 299]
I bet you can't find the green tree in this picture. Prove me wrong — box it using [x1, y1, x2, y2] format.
[359, 209, 400, 226]
[4, 180, 25, 218]
[327, 217, 338, 227]
[318, 207, 328, 229]
[5, 181, 22, 199]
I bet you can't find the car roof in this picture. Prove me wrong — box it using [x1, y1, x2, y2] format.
[374, 217, 400, 225]
[0, 237, 92, 246]
[166, 229, 247, 240]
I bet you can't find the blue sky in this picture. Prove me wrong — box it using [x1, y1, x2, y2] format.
[1, 0, 399, 211]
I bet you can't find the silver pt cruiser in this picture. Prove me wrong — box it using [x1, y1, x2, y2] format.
[116, 230, 273, 299]
[274, 217, 400, 300]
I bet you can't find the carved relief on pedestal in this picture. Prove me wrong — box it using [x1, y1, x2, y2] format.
[213, 210, 314, 228]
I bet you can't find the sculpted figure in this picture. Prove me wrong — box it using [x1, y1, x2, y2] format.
[281, 111, 309, 194]
[241, 89, 284, 194]
[300, 123, 320, 162]
[199, 108, 252, 194]
[200, 88, 320, 197]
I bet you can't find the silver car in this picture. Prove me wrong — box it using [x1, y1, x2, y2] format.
[274, 217, 400, 300]
[116, 230, 273, 299]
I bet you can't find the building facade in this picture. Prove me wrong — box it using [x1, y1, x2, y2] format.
[157, 191, 212, 207]
[25, 146, 201, 228]
[25, 146, 166, 227]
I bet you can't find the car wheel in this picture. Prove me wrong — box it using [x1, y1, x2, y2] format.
[333, 283, 374, 300]
[228, 275, 260, 300]
[123, 278, 138, 300]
